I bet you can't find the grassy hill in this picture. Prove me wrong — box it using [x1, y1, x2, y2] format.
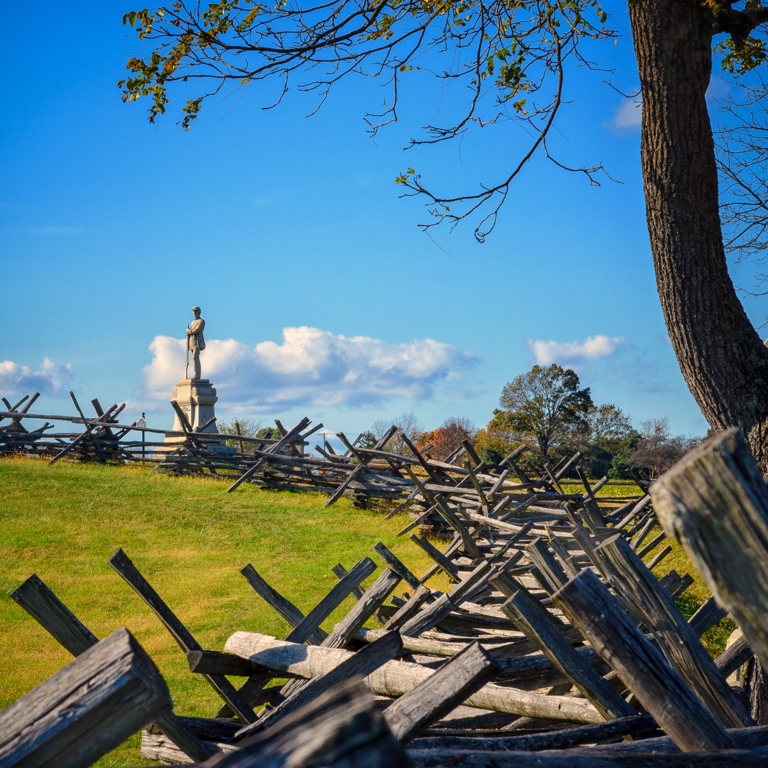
[0, 458, 733, 766]
[0, 457, 439, 766]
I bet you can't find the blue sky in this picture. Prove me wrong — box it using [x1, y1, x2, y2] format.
[1, 3, 757, 438]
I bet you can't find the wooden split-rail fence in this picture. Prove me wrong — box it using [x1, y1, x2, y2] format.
[1, 392, 644, 532]
[0, 391, 308, 469]
[7, 428, 768, 765]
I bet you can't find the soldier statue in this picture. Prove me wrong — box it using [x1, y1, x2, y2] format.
[185, 306, 206, 380]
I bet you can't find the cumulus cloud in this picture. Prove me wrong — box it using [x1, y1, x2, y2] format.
[143, 326, 478, 410]
[528, 335, 627, 366]
[612, 98, 642, 131]
[0, 357, 73, 397]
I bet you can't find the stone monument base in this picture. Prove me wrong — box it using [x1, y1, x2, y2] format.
[162, 378, 234, 455]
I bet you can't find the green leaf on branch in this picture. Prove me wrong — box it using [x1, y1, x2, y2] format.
[717, 36, 767, 75]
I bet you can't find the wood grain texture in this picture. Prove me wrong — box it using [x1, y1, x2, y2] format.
[373, 542, 422, 591]
[499, 588, 635, 720]
[236, 631, 402, 741]
[10, 574, 211, 762]
[322, 568, 401, 649]
[688, 596, 728, 638]
[409, 713, 657, 752]
[0, 628, 171, 768]
[382, 585, 432, 630]
[410, 535, 461, 582]
[230, 560, 377, 718]
[11, 574, 97, 656]
[201, 678, 409, 768]
[331, 563, 365, 602]
[526, 539, 568, 593]
[399, 594, 457, 638]
[240, 564, 307, 627]
[448, 560, 492, 604]
[223, 631, 604, 724]
[406, 748, 768, 767]
[384, 642, 499, 742]
[411, 722, 768, 757]
[223, 558, 378, 718]
[594, 533, 749, 728]
[141, 732, 231, 764]
[356, 626, 566, 686]
[716, 633, 753, 678]
[553, 569, 734, 751]
[287, 557, 377, 645]
[109, 548, 256, 724]
[651, 428, 768, 674]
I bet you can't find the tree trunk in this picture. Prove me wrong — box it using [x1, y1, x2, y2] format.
[750, 659, 768, 725]
[628, 0, 768, 472]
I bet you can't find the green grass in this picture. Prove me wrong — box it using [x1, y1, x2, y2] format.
[0, 460, 734, 765]
[0, 458, 439, 766]
[559, 481, 645, 498]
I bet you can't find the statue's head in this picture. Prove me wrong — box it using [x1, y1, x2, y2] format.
[192, 306, 201, 318]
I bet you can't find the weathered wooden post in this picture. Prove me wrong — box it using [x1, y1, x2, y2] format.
[651, 428, 768, 674]
[0, 628, 171, 768]
[553, 569, 734, 751]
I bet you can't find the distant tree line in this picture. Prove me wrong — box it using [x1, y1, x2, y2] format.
[366, 365, 702, 481]
[220, 364, 701, 480]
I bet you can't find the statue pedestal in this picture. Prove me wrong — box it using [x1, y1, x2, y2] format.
[170, 378, 219, 435]
[163, 378, 233, 454]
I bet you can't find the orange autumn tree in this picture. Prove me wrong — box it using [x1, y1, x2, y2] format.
[417, 417, 476, 461]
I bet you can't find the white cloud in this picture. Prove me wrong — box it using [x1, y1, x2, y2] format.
[143, 326, 478, 410]
[0, 357, 73, 397]
[612, 98, 642, 131]
[528, 335, 627, 366]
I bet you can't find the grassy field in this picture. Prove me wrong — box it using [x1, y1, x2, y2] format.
[0, 458, 440, 766]
[0, 460, 734, 765]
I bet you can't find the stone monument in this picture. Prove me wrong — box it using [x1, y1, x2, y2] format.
[164, 307, 225, 446]
[186, 305, 206, 381]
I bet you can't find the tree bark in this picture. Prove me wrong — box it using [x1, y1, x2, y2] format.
[629, 0, 768, 472]
[750, 660, 768, 725]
